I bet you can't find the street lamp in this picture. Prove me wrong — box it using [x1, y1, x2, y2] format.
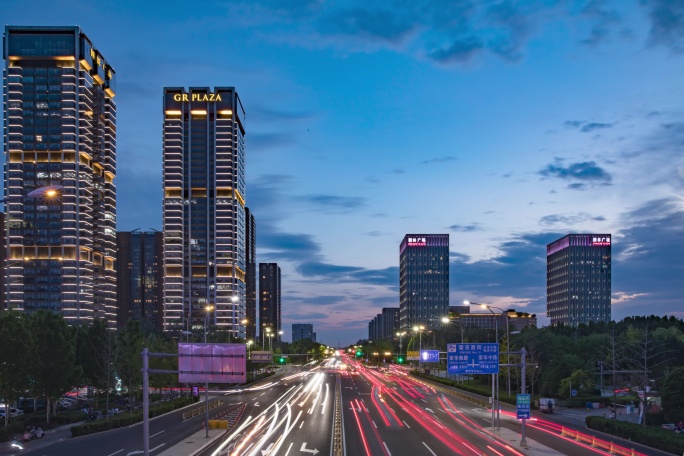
[268, 333, 274, 351]
[263, 327, 271, 350]
[203, 304, 214, 438]
[396, 331, 406, 361]
[2, 185, 64, 310]
[413, 325, 425, 367]
[441, 316, 464, 343]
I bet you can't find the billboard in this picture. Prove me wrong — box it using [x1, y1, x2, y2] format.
[178, 343, 246, 384]
[406, 350, 420, 361]
[250, 351, 272, 363]
[420, 350, 440, 362]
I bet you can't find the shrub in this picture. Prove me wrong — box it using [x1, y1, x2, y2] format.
[586, 416, 684, 455]
[411, 371, 519, 407]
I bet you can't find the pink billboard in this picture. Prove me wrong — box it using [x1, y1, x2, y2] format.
[178, 343, 246, 384]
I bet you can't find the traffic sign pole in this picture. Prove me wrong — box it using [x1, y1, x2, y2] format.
[521, 347, 527, 447]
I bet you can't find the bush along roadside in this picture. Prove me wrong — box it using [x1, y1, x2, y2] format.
[585, 416, 684, 455]
[71, 397, 195, 438]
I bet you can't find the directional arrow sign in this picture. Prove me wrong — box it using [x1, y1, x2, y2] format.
[261, 442, 275, 455]
[300, 442, 319, 454]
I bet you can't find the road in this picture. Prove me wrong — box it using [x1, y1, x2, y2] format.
[201, 359, 337, 456]
[17, 356, 661, 456]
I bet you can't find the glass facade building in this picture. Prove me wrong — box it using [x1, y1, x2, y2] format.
[3, 26, 117, 325]
[399, 234, 449, 330]
[259, 263, 281, 338]
[116, 231, 163, 331]
[162, 87, 246, 338]
[292, 323, 314, 343]
[547, 234, 612, 326]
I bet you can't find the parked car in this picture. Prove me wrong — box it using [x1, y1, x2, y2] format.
[0, 407, 25, 418]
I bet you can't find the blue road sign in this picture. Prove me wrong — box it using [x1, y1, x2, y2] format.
[420, 350, 440, 362]
[446, 343, 499, 374]
[571, 389, 577, 397]
[517, 394, 531, 419]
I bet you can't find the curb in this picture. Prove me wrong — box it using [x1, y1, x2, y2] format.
[187, 431, 226, 456]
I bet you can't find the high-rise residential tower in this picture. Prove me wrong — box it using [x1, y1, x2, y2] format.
[547, 234, 612, 326]
[3, 26, 117, 325]
[245, 207, 256, 341]
[162, 87, 246, 338]
[259, 263, 281, 338]
[116, 230, 164, 331]
[399, 234, 449, 330]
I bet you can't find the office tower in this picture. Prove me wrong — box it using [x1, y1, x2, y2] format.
[0, 213, 5, 310]
[292, 323, 314, 343]
[399, 234, 449, 330]
[448, 305, 470, 316]
[162, 87, 246, 337]
[245, 207, 256, 341]
[547, 234, 612, 326]
[3, 26, 117, 325]
[456, 310, 537, 332]
[382, 307, 399, 340]
[116, 231, 163, 331]
[259, 263, 281, 338]
[368, 319, 374, 341]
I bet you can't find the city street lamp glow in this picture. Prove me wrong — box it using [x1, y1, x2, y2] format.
[441, 316, 450, 324]
[463, 300, 471, 305]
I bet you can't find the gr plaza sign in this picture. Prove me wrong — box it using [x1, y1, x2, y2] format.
[173, 93, 223, 102]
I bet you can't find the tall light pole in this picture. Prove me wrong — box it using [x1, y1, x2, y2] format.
[441, 316, 464, 343]
[263, 327, 271, 350]
[413, 325, 425, 367]
[396, 331, 406, 361]
[203, 304, 214, 438]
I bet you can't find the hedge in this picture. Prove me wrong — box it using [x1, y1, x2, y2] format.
[585, 416, 684, 455]
[71, 397, 195, 437]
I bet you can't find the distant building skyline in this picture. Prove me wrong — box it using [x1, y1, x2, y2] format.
[161, 86, 247, 337]
[547, 234, 612, 327]
[3, 26, 117, 325]
[399, 234, 450, 330]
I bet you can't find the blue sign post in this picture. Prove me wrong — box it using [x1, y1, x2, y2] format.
[516, 394, 531, 419]
[571, 389, 577, 397]
[419, 350, 440, 363]
[447, 343, 499, 375]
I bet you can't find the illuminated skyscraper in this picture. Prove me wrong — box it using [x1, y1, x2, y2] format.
[162, 87, 246, 337]
[399, 234, 450, 330]
[3, 26, 117, 325]
[245, 207, 256, 340]
[547, 234, 612, 326]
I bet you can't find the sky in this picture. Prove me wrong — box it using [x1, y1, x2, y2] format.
[2, 0, 684, 346]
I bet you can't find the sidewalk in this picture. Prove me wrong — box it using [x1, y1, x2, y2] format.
[487, 427, 564, 456]
[1, 421, 80, 455]
[157, 428, 225, 456]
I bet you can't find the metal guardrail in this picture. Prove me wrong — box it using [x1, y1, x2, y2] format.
[182, 399, 223, 421]
[332, 373, 344, 456]
[561, 427, 647, 456]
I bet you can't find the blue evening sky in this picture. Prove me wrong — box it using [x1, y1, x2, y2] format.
[3, 0, 684, 346]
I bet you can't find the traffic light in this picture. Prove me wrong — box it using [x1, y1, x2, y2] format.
[356, 350, 362, 357]
[279, 357, 285, 364]
[397, 356, 404, 364]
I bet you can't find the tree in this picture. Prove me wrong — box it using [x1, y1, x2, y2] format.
[0, 311, 33, 426]
[661, 366, 684, 422]
[29, 311, 81, 422]
[116, 320, 144, 409]
[558, 369, 594, 397]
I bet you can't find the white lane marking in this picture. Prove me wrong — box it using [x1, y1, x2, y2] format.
[438, 409, 446, 414]
[421, 399, 428, 403]
[299, 421, 305, 429]
[383, 442, 392, 456]
[402, 420, 411, 428]
[284, 442, 294, 456]
[107, 451, 124, 456]
[150, 444, 165, 453]
[422, 442, 437, 456]
[372, 420, 377, 428]
[150, 430, 165, 438]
